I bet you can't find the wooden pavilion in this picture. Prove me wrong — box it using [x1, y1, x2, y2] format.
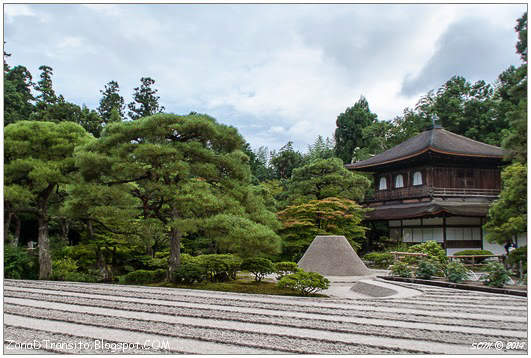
[346, 125, 526, 254]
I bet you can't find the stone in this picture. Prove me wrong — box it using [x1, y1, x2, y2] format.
[297, 235, 371, 276]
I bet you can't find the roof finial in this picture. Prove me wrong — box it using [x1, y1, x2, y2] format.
[431, 114, 442, 129]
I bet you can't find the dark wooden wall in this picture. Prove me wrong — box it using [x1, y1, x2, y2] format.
[374, 166, 501, 191]
[430, 167, 501, 190]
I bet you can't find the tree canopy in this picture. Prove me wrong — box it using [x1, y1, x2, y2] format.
[4, 121, 93, 279]
[277, 197, 367, 261]
[98, 80, 125, 124]
[334, 96, 378, 163]
[76, 113, 281, 279]
[127, 77, 165, 120]
[285, 158, 371, 205]
[484, 163, 527, 244]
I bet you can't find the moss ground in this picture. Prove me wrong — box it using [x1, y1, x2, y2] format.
[147, 276, 327, 297]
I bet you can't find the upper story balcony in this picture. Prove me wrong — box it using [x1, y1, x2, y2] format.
[366, 186, 500, 203]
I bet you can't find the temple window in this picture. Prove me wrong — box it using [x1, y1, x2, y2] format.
[412, 171, 423, 186]
[395, 174, 404, 188]
[378, 177, 387, 190]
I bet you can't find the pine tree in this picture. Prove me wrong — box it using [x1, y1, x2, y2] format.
[76, 113, 281, 280]
[98, 80, 125, 123]
[34, 65, 57, 110]
[127, 77, 165, 120]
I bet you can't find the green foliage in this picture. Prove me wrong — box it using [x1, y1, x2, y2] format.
[274, 261, 300, 280]
[98, 80, 125, 123]
[59, 245, 97, 272]
[363, 252, 393, 268]
[334, 96, 379, 163]
[285, 158, 371, 205]
[4, 65, 35, 126]
[163, 279, 316, 297]
[507, 246, 527, 265]
[507, 246, 527, 276]
[172, 262, 207, 284]
[34, 65, 57, 108]
[4, 120, 93, 279]
[415, 259, 439, 279]
[445, 261, 469, 283]
[483, 262, 511, 288]
[197, 254, 242, 282]
[485, 163, 527, 244]
[516, 12, 527, 62]
[303, 135, 336, 163]
[277, 197, 367, 261]
[121, 269, 167, 284]
[277, 270, 330, 296]
[241, 257, 275, 282]
[51, 257, 78, 280]
[127, 77, 165, 120]
[76, 113, 282, 279]
[269, 142, 304, 180]
[390, 261, 412, 278]
[242, 143, 274, 183]
[453, 250, 494, 264]
[407, 241, 447, 264]
[4, 246, 38, 280]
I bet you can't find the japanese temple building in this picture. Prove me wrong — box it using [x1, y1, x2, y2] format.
[346, 125, 526, 255]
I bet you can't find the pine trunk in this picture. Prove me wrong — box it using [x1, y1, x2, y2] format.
[38, 214, 52, 279]
[11, 214, 21, 247]
[168, 228, 182, 281]
[5, 211, 13, 238]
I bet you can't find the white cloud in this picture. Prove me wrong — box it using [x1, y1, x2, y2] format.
[4, 4, 36, 23]
[4, 4, 527, 152]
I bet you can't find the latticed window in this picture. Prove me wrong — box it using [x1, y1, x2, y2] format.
[395, 174, 404, 188]
[378, 177, 387, 190]
[413, 171, 422, 185]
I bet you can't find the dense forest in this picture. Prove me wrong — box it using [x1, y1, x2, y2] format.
[4, 13, 527, 284]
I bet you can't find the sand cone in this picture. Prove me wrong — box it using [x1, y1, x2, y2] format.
[297, 235, 370, 276]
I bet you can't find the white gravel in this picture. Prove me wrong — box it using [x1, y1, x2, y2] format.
[3, 279, 528, 354]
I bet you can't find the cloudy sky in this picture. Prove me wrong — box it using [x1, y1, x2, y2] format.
[4, 3, 526, 151]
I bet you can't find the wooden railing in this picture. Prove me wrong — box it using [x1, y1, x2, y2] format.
[368, 186, 500, 202]
[431, 187, 500, 197]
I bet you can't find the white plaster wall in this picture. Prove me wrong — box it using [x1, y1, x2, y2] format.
[516, 232, 527, 248]
[482, 240, 505, 255]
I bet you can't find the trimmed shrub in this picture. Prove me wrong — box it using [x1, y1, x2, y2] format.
[241, 257, 275, 282]
[173, 262, 207, 284]
[483, 262, 511, 288]
[122, 269, 166, 284]
[390, 261, 412, 278]
[445, 261, 469, 283]
[507, 246, 527, 276]
[4, 246, 38, 280]
[197, 254, 242, 282]
[51, 257, 79, 281]
[415, 259, 439, 279]
[453, 249, 494, 264]
[277, 271, 330, 296]
[363, 252, 393, 268]
[407, 241, 447, 264]
[274, 261, 300, 280]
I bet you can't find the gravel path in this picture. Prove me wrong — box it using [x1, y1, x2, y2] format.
[3, 279, 528, 354]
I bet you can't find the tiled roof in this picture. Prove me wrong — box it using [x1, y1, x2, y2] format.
[346, 126, 506, 170]
[365, 199, 491, 220]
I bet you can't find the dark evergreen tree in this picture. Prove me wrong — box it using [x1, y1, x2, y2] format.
[334, 96, 378, 164]
[4, 65, 35, 126]
[34, 65, 57, 110]
[127, 77, 165, 120]
[270, 142, 304, 180]
[98, 80, 125, 123]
